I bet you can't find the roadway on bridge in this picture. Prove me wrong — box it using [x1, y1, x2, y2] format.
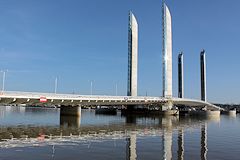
[0, 91, 222, 111]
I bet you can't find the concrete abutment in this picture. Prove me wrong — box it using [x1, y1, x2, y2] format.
[60, 106, 81, 117]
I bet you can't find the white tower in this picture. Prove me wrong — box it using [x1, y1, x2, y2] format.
[162, 3, 173, 98]
[127, 11, 138, 96]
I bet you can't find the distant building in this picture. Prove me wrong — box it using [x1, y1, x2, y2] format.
[162, 3, 172, 98]
[127, 11, 138, 96]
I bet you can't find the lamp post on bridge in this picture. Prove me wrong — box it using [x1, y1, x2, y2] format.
[54, 77, 58, 94]
[1, 70, 8, 93]
[89, 80, 94, 95]
[115, 83, 118, 96]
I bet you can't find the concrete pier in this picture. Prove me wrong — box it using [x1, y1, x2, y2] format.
[227, 110, 237, 116]
[122, 108, 179, 116]
[160, 109, 179, 116]
[189, 110, 220, 120]
[162, 101, 173, 111]
[221, 109, 237, 116]
[60, 106, 81, 117]
[204, 110, 220, 117]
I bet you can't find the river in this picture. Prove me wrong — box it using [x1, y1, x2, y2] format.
[0, 106, 239, 160]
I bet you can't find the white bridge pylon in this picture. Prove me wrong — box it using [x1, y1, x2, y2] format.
[0, 91, 222, 111]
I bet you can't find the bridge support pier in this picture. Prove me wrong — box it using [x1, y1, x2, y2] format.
[160, 101, 179, 116]
[60, 106, 81, 127]
[162, 101, 173, 111]
[190, 110, 220, 120]
[60, 106, 81, 117]
[221, 110, 237, 117]
[205, 110, 220, 117]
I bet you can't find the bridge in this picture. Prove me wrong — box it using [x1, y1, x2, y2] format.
[0, 3, 224, 116]
[0, 91, 222, 111]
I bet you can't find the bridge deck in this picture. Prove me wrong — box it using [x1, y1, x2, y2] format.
[0, 91, 222, 110]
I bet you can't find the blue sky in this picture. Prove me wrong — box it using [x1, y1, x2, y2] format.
[0, 0, 239, 104]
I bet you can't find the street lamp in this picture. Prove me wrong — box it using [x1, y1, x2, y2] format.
[89, 80, 94, 95]
[54, 77, 58, 94]
[115, 83, 118, 96]
[1, 70, 8, 93]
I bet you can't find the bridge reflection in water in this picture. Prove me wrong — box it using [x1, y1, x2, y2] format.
[0, 106, 224, 160]
[125, 117, 212, 160]
[60, 112, 220, 160]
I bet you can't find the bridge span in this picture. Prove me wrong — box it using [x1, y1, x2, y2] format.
[0, 91, 222, 111]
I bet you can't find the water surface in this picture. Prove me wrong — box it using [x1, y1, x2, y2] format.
[0, 106, 239, 160]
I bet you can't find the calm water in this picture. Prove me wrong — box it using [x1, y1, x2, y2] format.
[0, 106, 239, 160]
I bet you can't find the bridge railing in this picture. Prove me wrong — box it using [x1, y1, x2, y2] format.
[0, 91, 164, 101]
